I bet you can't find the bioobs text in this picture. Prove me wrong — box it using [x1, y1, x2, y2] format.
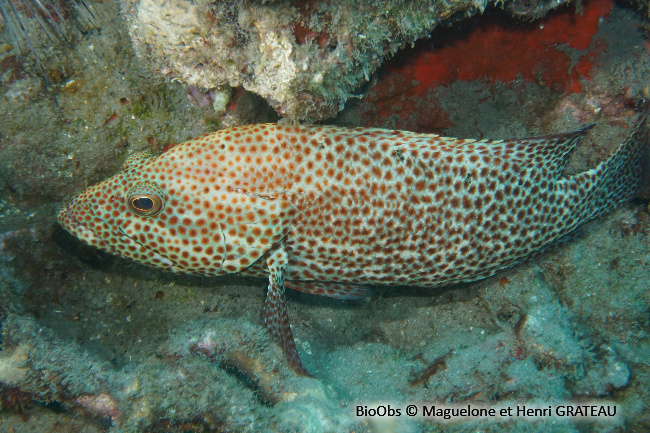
[356, 405, 401, 417]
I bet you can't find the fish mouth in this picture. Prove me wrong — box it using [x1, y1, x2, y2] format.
[58, 202, 84, 235]
[57, 197, 105, 249]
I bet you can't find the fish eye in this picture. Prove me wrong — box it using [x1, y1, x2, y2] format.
[127, 194, 163, 216]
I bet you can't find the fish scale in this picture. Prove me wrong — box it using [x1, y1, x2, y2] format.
[59, 103, 649, 374]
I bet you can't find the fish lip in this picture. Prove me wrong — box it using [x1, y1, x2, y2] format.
[64, 203, 84, 232]
[58, 196, 111, 251]
[58, 198, 88, 237]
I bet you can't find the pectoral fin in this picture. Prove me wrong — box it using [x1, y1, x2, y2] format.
[263, 244, 311, 376]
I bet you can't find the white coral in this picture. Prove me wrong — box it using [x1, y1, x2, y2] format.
[253, 26, 297, 97]
[0, 344, 29, 386]
[136, 0, 202, 46]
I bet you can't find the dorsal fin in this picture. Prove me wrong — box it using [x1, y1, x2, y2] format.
[506, 124, 595, 179]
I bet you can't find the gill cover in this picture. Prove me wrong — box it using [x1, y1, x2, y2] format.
[217, 190, 297, 273]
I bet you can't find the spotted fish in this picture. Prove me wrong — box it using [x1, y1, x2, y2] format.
[59, 102, 649, 375]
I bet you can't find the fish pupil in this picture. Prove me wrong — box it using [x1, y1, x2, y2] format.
[132, 197, 154, 211]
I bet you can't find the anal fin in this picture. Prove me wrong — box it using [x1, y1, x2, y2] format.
[284, 280, 371, 300]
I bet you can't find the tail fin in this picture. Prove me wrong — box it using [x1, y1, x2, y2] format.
[570, 99, 649, 222]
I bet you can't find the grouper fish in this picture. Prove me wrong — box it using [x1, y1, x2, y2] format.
[59, 102, 649, 375]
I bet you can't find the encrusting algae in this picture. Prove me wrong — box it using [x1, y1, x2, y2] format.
[58, 101, 649, 374]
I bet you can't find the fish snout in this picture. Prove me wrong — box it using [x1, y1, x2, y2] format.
[57, 193, 98, 244]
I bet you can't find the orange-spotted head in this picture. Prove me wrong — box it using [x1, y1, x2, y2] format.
[58, 143, 296, 276]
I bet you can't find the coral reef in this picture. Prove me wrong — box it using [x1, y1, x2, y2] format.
[121, 0, 598, 122]
[347, 0, 615, 133]
[0, 313, 358, 431]
[1, 0, 650, 432]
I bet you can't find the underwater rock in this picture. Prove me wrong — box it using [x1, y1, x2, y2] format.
[120, 0, 581, 121]
[574, 345, 630, 396]
[0, 344, 28, 387]
[517, 304, 585, 369]
[0, 313, 365, 431]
